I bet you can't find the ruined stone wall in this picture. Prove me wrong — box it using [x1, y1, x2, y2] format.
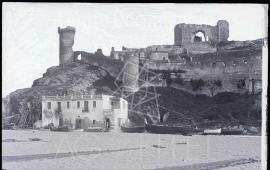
[143, 47, 262, 96]
[145, 50, 261, 74]
[73, 51, 124, 78]
[149, 52, 169, 61]
[217, 20, 229, 42]
[146, 62, 188, 71]
[185, 43, 217, 54]
[174, 20, 229, 46]
[58, 26, 76, 65]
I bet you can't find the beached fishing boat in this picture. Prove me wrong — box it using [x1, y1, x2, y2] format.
[50, 125, 70, 132]
[143, 115, 195, 135]
[203, 128, 222, 135]
[145, 123, 194, 135]
[84, 127, 104, 132]
[120, 125, 145, 133]
[2, 123, 17, 130]
[192, 128, 204, 134]
[221, 128, 243, 135]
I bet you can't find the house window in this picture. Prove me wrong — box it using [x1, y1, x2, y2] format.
[67, 101, 70, 109]
[47, 102, 51, 110]
[57, 102, 61, 111]
[93, 120, 96, 125]
[84, 101, 89, 112]
[93, 101, 96, 108]
[77, 101, 80, 108]
[212, 62, 216, 68]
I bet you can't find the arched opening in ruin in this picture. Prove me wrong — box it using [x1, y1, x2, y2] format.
[77, 54, 82, 61]
[194, 31, 206, 42]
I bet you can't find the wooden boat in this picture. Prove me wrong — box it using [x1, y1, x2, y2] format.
[73, 129, 84, 132]
[143, 114, 196, 135]
[50, 125, 70, 132]
[120, 125, 145, 133]
[203, 128, 222, 135]
[145, 123, 194, 135]
[221, 128, 243, 135]
[2, 123, 16, 130]
[192, 128, 204, 134]
[84, 127, 104, 132]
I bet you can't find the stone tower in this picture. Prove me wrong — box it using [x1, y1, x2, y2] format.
[58, 26, 76, 65]
[122, 53, 139, 93]
[217, 20, 229, 42]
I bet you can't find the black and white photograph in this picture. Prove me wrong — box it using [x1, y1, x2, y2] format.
[2, 3, 268, 170]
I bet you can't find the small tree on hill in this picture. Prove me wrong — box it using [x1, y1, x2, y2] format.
[190, 79, 205, 91]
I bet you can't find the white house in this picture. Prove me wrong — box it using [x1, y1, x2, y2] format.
[41, 94, 128, 130]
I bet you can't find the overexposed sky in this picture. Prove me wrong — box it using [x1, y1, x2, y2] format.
[2, 3, 268, 97]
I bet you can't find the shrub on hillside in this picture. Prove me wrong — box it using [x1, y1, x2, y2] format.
[214, 79, 222, 87]
[190, 79, 205, 91]
[237, 79, 246, 89]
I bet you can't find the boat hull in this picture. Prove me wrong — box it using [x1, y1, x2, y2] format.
[221, 129, 243, 135]
[50, 126, 70, 132]
[84, 127, 104, 132]
[145, 124, 194, 135]
[120, 126, 145, 133]
[203, 128, 222, 135]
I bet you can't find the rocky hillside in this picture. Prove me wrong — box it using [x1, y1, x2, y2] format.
[6, 62, 117, 127]
[127, 87, 261, 128]
[4, 39, 263, 130]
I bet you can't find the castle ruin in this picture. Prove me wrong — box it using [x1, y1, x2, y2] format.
[57, 20, 262, 96]
[174, 20, 229, 46]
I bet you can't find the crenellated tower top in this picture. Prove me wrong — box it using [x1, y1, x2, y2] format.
[58, 26, 76, 34]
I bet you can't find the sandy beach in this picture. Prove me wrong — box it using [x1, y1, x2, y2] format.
[2, 130, 261, 170]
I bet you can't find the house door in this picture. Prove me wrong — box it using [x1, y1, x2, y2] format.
[105, 118, 110, 129]
[75, 118, 82, 129]
[59, 118, 63, 126]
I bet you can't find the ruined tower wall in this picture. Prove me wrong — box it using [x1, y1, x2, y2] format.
[122, 54, 139, 93]
[174, 24, 217, 46]
[217, 20, 229, 42]
[174, 26, 182, 46]
[174, 20, 229, 46]
[58, 26, 76, 65]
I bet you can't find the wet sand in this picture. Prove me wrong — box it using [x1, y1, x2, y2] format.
[2, 130, 261, 170]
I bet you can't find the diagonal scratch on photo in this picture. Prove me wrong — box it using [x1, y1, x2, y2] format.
[2, 3, 268, 170]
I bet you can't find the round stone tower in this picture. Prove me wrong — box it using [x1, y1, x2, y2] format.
[58, 26, 76, 65]
[122, 53, 139, 93]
